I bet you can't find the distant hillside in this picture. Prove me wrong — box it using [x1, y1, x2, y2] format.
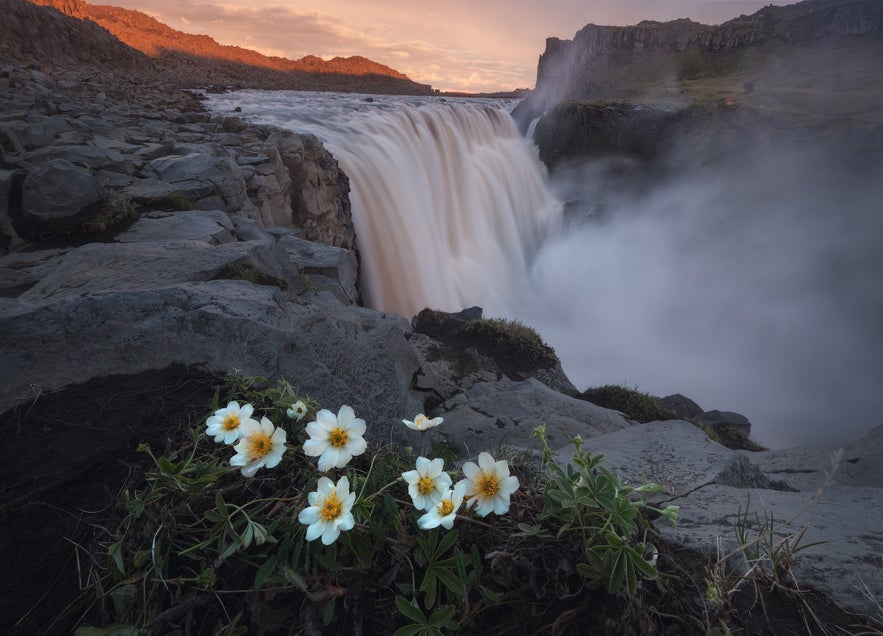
[19, 0, 434, 94]
[0, 0, 149, 72]
[526, 0, 883, 124]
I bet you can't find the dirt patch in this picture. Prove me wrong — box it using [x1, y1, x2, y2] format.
[0, 365, 220, 635]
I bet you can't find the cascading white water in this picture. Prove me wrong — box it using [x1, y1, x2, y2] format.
[207, 91, 560, 317]
[207, 90, 883, 450]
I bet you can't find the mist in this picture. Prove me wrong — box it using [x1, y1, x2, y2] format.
[511, 140, 883, 449]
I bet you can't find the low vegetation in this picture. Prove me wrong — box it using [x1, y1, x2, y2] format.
[59, 374, 687, 635]
[85, 190, 137, 235]
[462, 317, 559, 371]
[581, 384, 674, 423]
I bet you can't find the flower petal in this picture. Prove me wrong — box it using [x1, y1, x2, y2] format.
[477, 452, 495, 471]
[337, 512, 355, 532]
[303, 438, 327, 458]
[462, 461, 479, 480]
[348, 417, 366, 438]
[315, 409, 338, 431]
[298, 507, 320, 524]
[305, 521, 324, 542]
[427, 458, 444, 478]
[321, 524, 341, 545]
[337, 405, 355, 427]
[347, 436, 367, 458]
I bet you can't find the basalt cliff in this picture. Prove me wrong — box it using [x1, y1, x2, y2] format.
[514, 0, 883, 172]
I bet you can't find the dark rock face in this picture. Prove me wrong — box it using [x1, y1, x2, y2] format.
[528, 0, 883, 107]
[0, 0, 148, 72]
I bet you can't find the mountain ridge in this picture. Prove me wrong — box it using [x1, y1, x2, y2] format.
[13, 0, 434, 94]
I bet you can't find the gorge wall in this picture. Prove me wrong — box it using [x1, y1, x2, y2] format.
[529, 0, 882, 109]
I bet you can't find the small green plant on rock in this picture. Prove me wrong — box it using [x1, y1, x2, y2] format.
[462, 317, 558, 370]
[581, 383, 675, 423]
[85, 190, 137, 235]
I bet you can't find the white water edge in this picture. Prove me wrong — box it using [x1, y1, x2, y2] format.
[206, 90, 883, 450]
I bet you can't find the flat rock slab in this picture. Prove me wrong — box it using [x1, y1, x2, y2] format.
[656, 483, 883, 616]
[116, 210, 236, 244]
[435, 377, 631, 458]
[556, 420, 740, 499]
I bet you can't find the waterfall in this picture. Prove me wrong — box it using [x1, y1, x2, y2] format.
[207, 90, 883, 449]
[208, 91, 560, 317]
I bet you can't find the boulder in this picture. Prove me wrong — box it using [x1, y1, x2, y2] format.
[0, 254, 419, 442]
[148, 152, 247, 212]
[21, 158, 103, 223]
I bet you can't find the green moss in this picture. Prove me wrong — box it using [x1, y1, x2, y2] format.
[135, 192, 196, 213]
[85, 190, 137, 235]
[462, 317, 558, 371]
[217, 261, 287, 290]
[581, 384, 675, 423]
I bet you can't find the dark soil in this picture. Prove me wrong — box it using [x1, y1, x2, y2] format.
[0, 365, 220, 635]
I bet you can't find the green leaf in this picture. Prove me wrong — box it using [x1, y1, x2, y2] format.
[252, 553, 280, 591]
[434, 563, 464, 597]
[395, 595, 428, 625]
[281, 566, 308, 592]
[393, 627, 425, 636]
[215, 539, 242, 565]
[428, 604, 456, 628]
[435, 528, 459, 558]
[322, 598, 335, 626]
[108, 541, 126, 577]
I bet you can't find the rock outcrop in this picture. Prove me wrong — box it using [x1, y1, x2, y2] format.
[0, 66, 353, 250]
[556, 421, 883, 617]
[528, 0, 883, 108]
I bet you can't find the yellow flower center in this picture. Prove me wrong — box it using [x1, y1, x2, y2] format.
[477, 472, 500, 498]
[417, 476, 435, 495]
[222, 415, 240, 431]
[247, 431, 273, 459]
[320, 491, 342, 522]
[329, 427, 349, 448]
[437, 498, 454, 516]
[414, 415, 428, 429]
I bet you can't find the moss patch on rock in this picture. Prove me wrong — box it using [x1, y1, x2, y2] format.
[581, 384, 676, 423]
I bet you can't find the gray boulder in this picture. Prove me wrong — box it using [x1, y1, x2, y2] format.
[149, 153, 247, 212]
[21, 158, 103, 222]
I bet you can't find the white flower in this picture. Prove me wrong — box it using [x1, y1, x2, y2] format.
[205, 401, 258, 445]
[298, 475, 356, 545]
[402, 413, 443, 432]
[417, 487, 464, 530]
[303, 405, 367, 472]
[402, 457, 452, 511]
[455, 452, 519, 517]
[229, 416, 287, 478]
[287, 400, 308, 421]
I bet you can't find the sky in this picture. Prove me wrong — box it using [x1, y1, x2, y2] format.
[108, 0, 800, 93]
